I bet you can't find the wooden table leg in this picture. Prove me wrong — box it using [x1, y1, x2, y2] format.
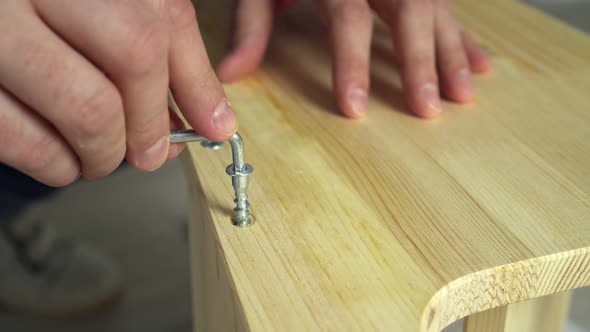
[187, 170, 248, 332]
[463, 291, 572, 332]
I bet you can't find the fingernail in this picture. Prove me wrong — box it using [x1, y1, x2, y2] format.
[457, 68, 474, 95]
[421, 83, 442, 115]
[139, 135, 169, 171]
[213, 99, 238, 135]
[348, 88, 368, 117]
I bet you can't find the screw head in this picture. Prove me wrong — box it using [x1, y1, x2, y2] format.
[226, 164, 254, 176]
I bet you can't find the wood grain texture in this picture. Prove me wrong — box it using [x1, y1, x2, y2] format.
[183, 1, 590, 331]
[463, 291, 572, 332]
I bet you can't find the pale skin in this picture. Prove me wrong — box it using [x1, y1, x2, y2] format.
[0, 0, 491, 187]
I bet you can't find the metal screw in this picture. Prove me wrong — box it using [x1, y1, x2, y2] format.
[226, 163, 254, 227]
[170, 130, 254, 227]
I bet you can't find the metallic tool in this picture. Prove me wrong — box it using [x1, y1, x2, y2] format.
[170, 129, 254, 227]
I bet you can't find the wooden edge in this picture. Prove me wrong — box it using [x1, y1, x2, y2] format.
[463, 290, 572, 332]
[181, 151, 250, 332]
[185, 2, 590, 331]
[423, 249, 590, 331]
[181, 144, 590, 331]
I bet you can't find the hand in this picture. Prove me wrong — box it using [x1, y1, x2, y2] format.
[216, 0, 492, 118]
[0, 0, 237, 187]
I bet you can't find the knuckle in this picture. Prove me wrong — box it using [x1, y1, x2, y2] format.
[403, 54, 436, 81]
[443, 51, 469, 71]
[129, 113, 167, 150]
[19, 131, 62, 175]
[120, 17, 168, 76]
[403, 51, 432, 68]
[400, 0, 434, 11]
[332, 2, 372, 24]
[0, 110, 17, 147]
[82, 143, 125, 180]
[74, 84, 122, 139]
[83, 160, 118, 180]
[190, 66, 218, 91]
[438, 37, 464, 54]
[165, 0, 198, 33]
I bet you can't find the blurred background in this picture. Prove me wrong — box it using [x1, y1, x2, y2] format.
[1, 1, 589, 331]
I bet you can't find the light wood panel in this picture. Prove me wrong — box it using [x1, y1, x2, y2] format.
[463, 291, 572, 332]
[183, 1, 590, 331]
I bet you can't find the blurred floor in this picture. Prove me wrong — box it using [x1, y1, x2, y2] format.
[1, 1, 589, 332]
[0, 161, 193, 332]
[527, 0, 590, 32]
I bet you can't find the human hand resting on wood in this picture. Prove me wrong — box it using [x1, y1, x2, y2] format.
[217, 0, 492, 118]
[0, 0, 491, 187]
[0, 0, 237, 186]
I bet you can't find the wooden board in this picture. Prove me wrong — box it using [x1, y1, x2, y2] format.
[182, 1, 590, 331]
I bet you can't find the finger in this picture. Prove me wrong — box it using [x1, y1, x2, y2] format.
[33, 0, 171, 172]
[167, 110, 186, 160]
[0, 5, 126, 179]
[217, 0, 274, 83]
[385, 0, 440, 118]
[462, 31, 493, 73]
[319, 0, 373, 118]
[165, 0, 237, 142]
[435, 5, 474, 103]
[0, 88, 80, 187]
